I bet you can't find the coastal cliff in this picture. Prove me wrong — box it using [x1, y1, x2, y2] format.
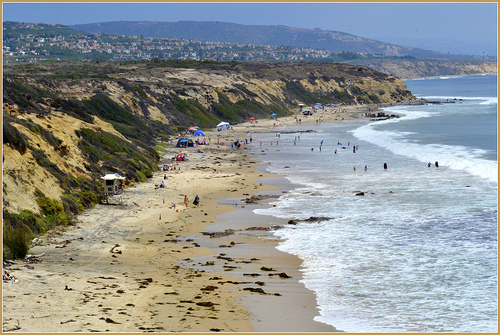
[351, 59, 497, 79]
[3, 60, 415, 258]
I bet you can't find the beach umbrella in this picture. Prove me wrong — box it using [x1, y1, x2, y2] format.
[188, 126, 197, 131]
[249, 117, 255, 120]
[271, 113, 277, 116]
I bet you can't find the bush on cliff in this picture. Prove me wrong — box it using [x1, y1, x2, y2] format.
[77, 127, 159, 183]
[36, 196, 70, 227]
[3, 120, 28, 155]
[3, 223, 30, 260]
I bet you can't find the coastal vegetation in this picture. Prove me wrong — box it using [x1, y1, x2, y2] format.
[3, 58, 416, 259]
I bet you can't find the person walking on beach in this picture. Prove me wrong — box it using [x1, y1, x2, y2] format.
[184, 195, 189, 207]
[193, 195, 200, 207]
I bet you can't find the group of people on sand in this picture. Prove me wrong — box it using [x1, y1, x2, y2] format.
[162, 165, 181, 172]
[183, 194, 200, 207]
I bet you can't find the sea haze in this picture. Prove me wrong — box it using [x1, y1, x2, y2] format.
[252, 75, 497, 332]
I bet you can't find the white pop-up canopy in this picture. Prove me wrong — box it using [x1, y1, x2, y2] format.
[216, 122, 230, 131]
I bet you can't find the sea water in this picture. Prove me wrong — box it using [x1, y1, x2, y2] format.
[252, 75, 497, 332]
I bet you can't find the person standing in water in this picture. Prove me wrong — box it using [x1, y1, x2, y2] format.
[384, 163, 388, 170]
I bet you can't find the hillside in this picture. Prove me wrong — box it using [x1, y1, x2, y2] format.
[2, 59, 415, 258]
[4, 21, 495, 80]
[70, 21, 485, 60]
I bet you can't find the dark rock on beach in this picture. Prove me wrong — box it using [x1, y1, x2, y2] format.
[202, 229, 236, 238]
[245, 225, 284, 231]
[244, 194, 280, 204]
[243, 287, 267, 294]
[287, 216, 333, 225]
[268, 272, 291, 279]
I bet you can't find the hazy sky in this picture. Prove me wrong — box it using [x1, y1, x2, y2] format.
[2, 2, 498, 56]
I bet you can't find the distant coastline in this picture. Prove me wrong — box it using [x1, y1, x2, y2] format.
[350, 59, 497, 80]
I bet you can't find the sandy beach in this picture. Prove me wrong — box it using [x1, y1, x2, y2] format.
[2, 103, 397, 332]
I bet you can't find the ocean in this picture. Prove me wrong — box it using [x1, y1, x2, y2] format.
[252, 75, 498, 332]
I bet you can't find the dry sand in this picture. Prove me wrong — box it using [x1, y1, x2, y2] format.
[2, 103, 409, 332]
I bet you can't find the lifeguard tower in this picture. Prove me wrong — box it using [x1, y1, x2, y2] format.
[100, 173, 126, 204]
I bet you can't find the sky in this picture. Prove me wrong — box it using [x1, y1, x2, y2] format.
[2, 2, 498, 56]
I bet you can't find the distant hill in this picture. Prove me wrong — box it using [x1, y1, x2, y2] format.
[70, 20, 479, 60]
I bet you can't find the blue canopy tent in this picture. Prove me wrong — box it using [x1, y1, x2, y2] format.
[176, 138, 194, 147]
[193, 130, 205, 136]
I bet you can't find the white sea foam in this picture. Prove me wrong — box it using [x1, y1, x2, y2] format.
[352, 108, 498, 183]
[479, 97, 498, 105]
[417, 95, 497, 103]
[253, 75, 497, 332]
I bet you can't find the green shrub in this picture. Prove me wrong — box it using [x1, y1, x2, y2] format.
[350, 86, 362, 95]
[3, 121, 28, 154]
[368, 94, 381, 104]
[136, 170, 147, 183]
[78, 190, 101, 208]
[19, 209, 48, 235]
[37, 196, 64, 217]
[82, 93, 148, 130]
[142, 166, 153, 179]
[36, 196, 70, 226]
[280, 78, 317, 104]
[3, 224, 30, 260]
[131, 84, 148, 99]
[61, 194, 84, 215]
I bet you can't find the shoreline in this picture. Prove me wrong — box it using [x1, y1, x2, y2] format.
[2, 101, 404, 332]
[184, 172, 340, 332]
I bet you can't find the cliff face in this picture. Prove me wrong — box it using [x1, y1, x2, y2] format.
[3, 60, 415, 242]
[351, 59, 497, 79]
